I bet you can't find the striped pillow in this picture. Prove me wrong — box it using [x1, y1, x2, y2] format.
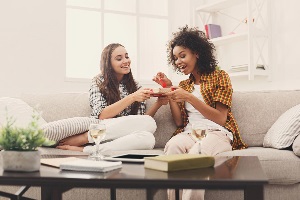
[293, 135, 300, 156]
[263, 104, 300, 149]
[42, 117, 100, 143]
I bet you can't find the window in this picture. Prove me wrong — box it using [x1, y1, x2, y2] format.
[66, 0, 169, 83]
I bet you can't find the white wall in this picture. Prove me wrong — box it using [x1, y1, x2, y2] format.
[1, 0, 300, 98]
[0, 0, 89, 97]
[229, 0, 300, 91]
[191, 0, 300, 91]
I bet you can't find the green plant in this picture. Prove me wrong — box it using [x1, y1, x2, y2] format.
[0, 111, 55, 151]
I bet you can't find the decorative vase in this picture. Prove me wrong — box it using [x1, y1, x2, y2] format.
[1, 150, 40, 172]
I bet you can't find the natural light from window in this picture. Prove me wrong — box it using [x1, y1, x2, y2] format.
[66, 0, 169, 82]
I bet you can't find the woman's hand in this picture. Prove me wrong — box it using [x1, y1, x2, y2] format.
[152, 72, 173, 87]
[56, 145, 84, 152]
[166, 86, 191, 102]
[156, 96, 169, 106]
[131, 88, 152, 102]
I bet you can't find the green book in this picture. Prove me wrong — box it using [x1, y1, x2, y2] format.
[144, 154, 215, 172]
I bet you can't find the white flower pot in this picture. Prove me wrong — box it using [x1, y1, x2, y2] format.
[1, 150, 40, 172]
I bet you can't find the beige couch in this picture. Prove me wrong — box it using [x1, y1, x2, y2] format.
[1, 90, 300, 200]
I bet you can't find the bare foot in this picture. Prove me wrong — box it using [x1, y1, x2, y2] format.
[59, 132, 88, 146]
[56, 145, 84, 152]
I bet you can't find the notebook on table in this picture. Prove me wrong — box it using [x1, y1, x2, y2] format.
[41, 157, 122, 172]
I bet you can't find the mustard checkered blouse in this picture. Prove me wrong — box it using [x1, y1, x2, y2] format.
[173, 70, 247, 150]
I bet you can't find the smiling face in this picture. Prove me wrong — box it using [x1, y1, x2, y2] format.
[173, 46, 198, 76]
[110, 46, 131, 81]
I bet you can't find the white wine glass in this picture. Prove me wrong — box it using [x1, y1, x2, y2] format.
[88, 123, 106, 160]
[191, 124, 207, 153]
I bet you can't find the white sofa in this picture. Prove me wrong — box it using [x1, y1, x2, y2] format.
[1, 90, 300, 200]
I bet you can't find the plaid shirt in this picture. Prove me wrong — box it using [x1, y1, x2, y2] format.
[173, 70, 247, 150]
[89, 75, 146, 118]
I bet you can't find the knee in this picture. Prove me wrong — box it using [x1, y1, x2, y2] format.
[164, 139, 185, 155]
[200, 137, 232, 156]
[140, 131, 155, 149]
[141, 115, 157, 133]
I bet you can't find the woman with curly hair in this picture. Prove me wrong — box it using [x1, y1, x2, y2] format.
[57, 43, 167, 153]
[153, 26, 247, 199]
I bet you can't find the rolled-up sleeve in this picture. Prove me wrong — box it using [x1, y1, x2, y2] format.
[89, 77, 107, 118]
[213, 70, 233, 108]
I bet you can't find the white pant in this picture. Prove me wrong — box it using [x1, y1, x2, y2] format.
[165, 130, 232, 200]
[83, 115, 157, 153]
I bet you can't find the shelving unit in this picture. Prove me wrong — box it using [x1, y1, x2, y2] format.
[194, 0, 271, 80]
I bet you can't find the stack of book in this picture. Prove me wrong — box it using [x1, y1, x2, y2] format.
[204, 24, 222, 39]
[41, 157, 122, 172]
[228, 64, 265, 73]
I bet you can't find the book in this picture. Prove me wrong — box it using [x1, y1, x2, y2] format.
[204, 24, 222, 39]
[60, 159, 122, 172]
[228, 64, 265, 73]
[41, 157, 80, 168]
[41, 157, 122, 172]
[145, 166, 215, 179]
[144, 154, 215, 172]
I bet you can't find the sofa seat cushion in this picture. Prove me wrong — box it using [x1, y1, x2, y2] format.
[219, 147, 300, 184]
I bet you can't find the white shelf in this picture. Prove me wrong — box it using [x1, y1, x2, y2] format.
[229, 69, 268, 78]
[228, 71, 249, 77]
[210, 32, 248, 46]
[196, 0, 246, 13]
[195, 0, 271, 80]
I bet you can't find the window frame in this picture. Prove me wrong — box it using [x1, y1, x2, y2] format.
[65, 0, 171, 84]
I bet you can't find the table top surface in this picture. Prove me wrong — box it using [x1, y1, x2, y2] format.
[0, 156, 268, 189]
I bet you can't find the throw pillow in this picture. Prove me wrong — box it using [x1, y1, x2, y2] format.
[293, 135, 300, 156]
[42, 117, 100, 143]
[0, 97, 47, 128]
[263, 104, 300, 149]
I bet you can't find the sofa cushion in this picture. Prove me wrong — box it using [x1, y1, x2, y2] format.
[263, 104, 300, 149]
[0, 97, 47, 128]
[231, 90, 300, 147]
[219, 147, 300, 184]
[293, 135, 300, 156]
[146, 98, 177, 148]
[21, 93, 91, 122]
[42, 117, 100, 143]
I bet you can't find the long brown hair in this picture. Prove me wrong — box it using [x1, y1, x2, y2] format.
[97, 43, 140, 115]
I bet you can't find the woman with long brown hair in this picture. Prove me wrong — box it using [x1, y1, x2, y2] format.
[57, 43, 167, 153]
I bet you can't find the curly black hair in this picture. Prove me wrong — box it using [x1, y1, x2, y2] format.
[167, 25, 218, 75]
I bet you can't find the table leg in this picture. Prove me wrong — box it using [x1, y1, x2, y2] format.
[110, 188, 116, 200]
[146, 189, 157, 200]
[175, 189, 180, 200]
[244, 185, 264, 200]
[41, 186, 71, 200]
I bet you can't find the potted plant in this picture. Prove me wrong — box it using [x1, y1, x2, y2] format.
[0, 112, 54, 172]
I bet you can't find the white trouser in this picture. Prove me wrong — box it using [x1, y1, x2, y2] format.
[83, 115, 157, 153]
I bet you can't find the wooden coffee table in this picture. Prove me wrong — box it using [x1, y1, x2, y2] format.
[0, 156, 268, 200]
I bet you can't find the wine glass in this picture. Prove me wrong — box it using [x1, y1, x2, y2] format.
[191, 124, 207, 153]
[88, 123, 106, 160]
